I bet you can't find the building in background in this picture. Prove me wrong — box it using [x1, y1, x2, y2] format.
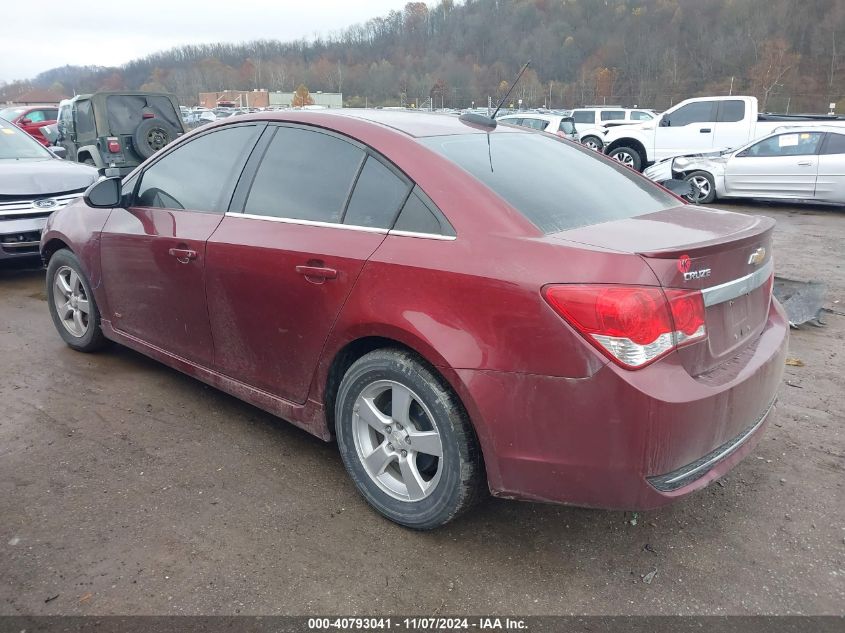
[269, 91, 343, 108]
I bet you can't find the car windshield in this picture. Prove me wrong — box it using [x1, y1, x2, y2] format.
[106, 95, 182, 134]
[0, 120, 51, 159]
[0, 107, 26, 121]
[421, 132, 678, 233]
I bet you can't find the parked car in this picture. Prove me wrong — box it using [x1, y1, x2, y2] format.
[0, 119, 97, 260]
[603, 96, 845, 171]
[644, 127, 845, 204]
[497, 113, 579, 141]
[564, 106, 656, 152]
[0, 104, 59, 146]
[56, 91, 186, 175]
[41, 110, 787, 529]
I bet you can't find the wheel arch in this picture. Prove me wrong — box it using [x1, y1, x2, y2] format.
[41, 237, 72, 264]
[606, 138, 647, 166]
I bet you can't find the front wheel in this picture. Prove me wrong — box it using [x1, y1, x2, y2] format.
[581, 135, 603, 152]
[46, 249, 108, 352]
[335, 349, 485, 529]
[684, 170, 716, 204]
[608, 146, 643, 171]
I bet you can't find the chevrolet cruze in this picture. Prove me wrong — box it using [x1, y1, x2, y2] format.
[40, 110, 788, 528]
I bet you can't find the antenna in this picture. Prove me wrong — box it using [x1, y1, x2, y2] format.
[459, 60, 531, 130]
[491, 60, 531, 119]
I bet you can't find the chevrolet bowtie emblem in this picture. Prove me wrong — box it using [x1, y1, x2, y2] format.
[748, 247, 766, 266]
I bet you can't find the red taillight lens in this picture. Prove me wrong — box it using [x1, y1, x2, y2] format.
[543, 285, 707, 369]
[142, 112, 155, 119]
[107, 138, 121, 153]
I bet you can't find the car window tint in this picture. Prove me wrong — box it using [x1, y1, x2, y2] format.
[572, 111, 595, 125]
[75, 101, 95, 137]
[601, 110, 625, 121]
[393, 187, 455, 236]
[422, 133, 677, 234]
[666, 101, 715, 126]
[717, 100, 745, 122]
[245, 126, 365, 223]
[744, 132, 823, 157]
[822, 133, 845, 155]
[525, 118, 549, 130]
[558, 118, 576, 134]
[25, 111, 47, 123]
[44, 108, 58, 120]
[135, 125, 260, 212]
[343, 156, 411, 228]
[630, 111, 653, 120]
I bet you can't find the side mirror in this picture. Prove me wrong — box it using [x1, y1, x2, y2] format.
[659, 116, 670, 127]
[49, 146, 67, 159]
[84, 177, 122, 208]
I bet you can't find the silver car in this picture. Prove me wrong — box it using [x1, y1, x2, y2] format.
[643, 127, 845, 205]
[497, 113, 580, 142]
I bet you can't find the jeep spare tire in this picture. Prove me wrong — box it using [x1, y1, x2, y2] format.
[133, 118, 178, 159]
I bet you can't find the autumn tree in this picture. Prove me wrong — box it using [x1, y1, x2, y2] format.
[749, 38, 800, 110]
[292, 84, 315, 107]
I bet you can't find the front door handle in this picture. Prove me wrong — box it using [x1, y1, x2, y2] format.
[699, 128, 712, 133]
[168, 247, 197, 264]
[797, 160, 812, 166]
[296, 265, 338, 282]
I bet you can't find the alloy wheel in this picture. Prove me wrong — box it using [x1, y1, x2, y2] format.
[52, 266, 90, 338]
[687, 175, 712, 203]
[351, 380, 444, 502]
[612, 151, 636, 167]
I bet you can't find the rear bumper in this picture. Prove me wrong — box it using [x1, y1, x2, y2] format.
[458, 298, 789, 510]
[0, 216, 49, 260]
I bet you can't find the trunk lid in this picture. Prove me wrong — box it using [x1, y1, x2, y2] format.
[554, 206, 775, 375]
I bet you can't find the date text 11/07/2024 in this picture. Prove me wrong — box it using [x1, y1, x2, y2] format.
[307, 617, 528, 631]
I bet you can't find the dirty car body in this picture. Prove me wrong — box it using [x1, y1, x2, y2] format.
[40, 110, 788, 527]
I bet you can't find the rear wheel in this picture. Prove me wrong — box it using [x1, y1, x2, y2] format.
[609, 146, 643, 171]
[684, 170, 716, 204]
[46, 249, 108, 352]
[335, 349, 484, 529]
[581, 135, 603, 152]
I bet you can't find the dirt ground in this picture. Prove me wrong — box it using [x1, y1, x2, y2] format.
[0, 201, 842, 616]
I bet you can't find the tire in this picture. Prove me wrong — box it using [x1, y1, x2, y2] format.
[684, 170, 716, 204]
[581, 135, 603, 152]
[133, 118, 178, 159]
[46, 249, 108, 352]
[335, 348, 485, 529]
[609, 146, 643, 171]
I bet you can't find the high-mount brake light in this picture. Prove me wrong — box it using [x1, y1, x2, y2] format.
[543, 285, 706, 369]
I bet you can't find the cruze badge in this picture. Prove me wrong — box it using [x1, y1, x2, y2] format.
[748, 247, 766, 266]
[677, 254, 711, 281]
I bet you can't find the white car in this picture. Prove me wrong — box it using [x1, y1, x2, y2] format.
[497, 113, 579, 141]
[565, 107, 656, 151]
[643, 127, 845, 204]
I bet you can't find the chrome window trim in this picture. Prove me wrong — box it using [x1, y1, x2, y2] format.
[701, 259, 773, 307]
[226, 212, 388, 234]
[387, 229, 456, 241]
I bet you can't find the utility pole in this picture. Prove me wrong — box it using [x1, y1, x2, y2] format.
[729, 76, 734, 96]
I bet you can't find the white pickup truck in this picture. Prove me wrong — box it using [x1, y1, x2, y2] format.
[601, 96, 845, 171]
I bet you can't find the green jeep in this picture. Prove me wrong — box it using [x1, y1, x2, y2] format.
[57, 91, 186, 175]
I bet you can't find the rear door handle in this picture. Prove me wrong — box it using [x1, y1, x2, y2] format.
[296, 265, 338, 281]
[699, 128, 712, 133]
[168, 247, 197, 263]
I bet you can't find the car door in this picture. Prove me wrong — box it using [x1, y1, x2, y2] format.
[654, 100, 717, 160]
[815, 132, 845, 203]
[99, 122, 264, 366]
[205, 124, 412, 404]
[723, 131, 823, 198]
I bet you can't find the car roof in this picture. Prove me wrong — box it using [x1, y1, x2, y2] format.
[235, 109, 522, 138]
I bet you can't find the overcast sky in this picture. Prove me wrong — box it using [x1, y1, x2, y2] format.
[0, 0, 411, 83]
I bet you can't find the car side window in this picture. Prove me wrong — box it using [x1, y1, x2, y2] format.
[343, 156, 411, 229]
[630, 110, 653, 121]
[244, 126, 365, 223]
[664, 101, 716, 126]
[717, 100, 745, 122]
[601, 110, 625, 121]
[743, 132, 824, 158]
[135, 125, 261, 212]
[822, 133, 845, 155]
[74, 101, 96, 137]
[393, 186, 456, 237]
[25, 111, 47, 123]
[57, 106, 74, 136]
[572, 111, 595, 125]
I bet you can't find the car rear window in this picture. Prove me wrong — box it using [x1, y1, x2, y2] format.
[420, 132, 678, 234]
[106, 95, 182, 135]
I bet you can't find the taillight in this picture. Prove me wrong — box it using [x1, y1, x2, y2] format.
[107, 138, 121, 153]
[543, 285, 706, 369]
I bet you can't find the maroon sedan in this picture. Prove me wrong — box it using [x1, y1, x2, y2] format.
[40, 110, 788, 529]
[0, 105, 58, 146]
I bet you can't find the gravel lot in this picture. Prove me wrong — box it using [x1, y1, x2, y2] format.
[0, 202, 843, 616]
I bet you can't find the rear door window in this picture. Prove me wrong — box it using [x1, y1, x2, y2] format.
[393, 186, 455, 236]
[821, 133, 845, 155]
[244, 126, 365, 223]
[600, 110, 625, 121]
[343, 156, 411, 228]
[572, 111, 595, 125]
[422, 132, 677, 234]
[135, 124, 261, 212]
[630, 110, 653, 121]
[717, 100, 746, 122]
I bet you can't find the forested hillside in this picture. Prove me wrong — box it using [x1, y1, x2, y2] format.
[6, 0, 845, 112]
